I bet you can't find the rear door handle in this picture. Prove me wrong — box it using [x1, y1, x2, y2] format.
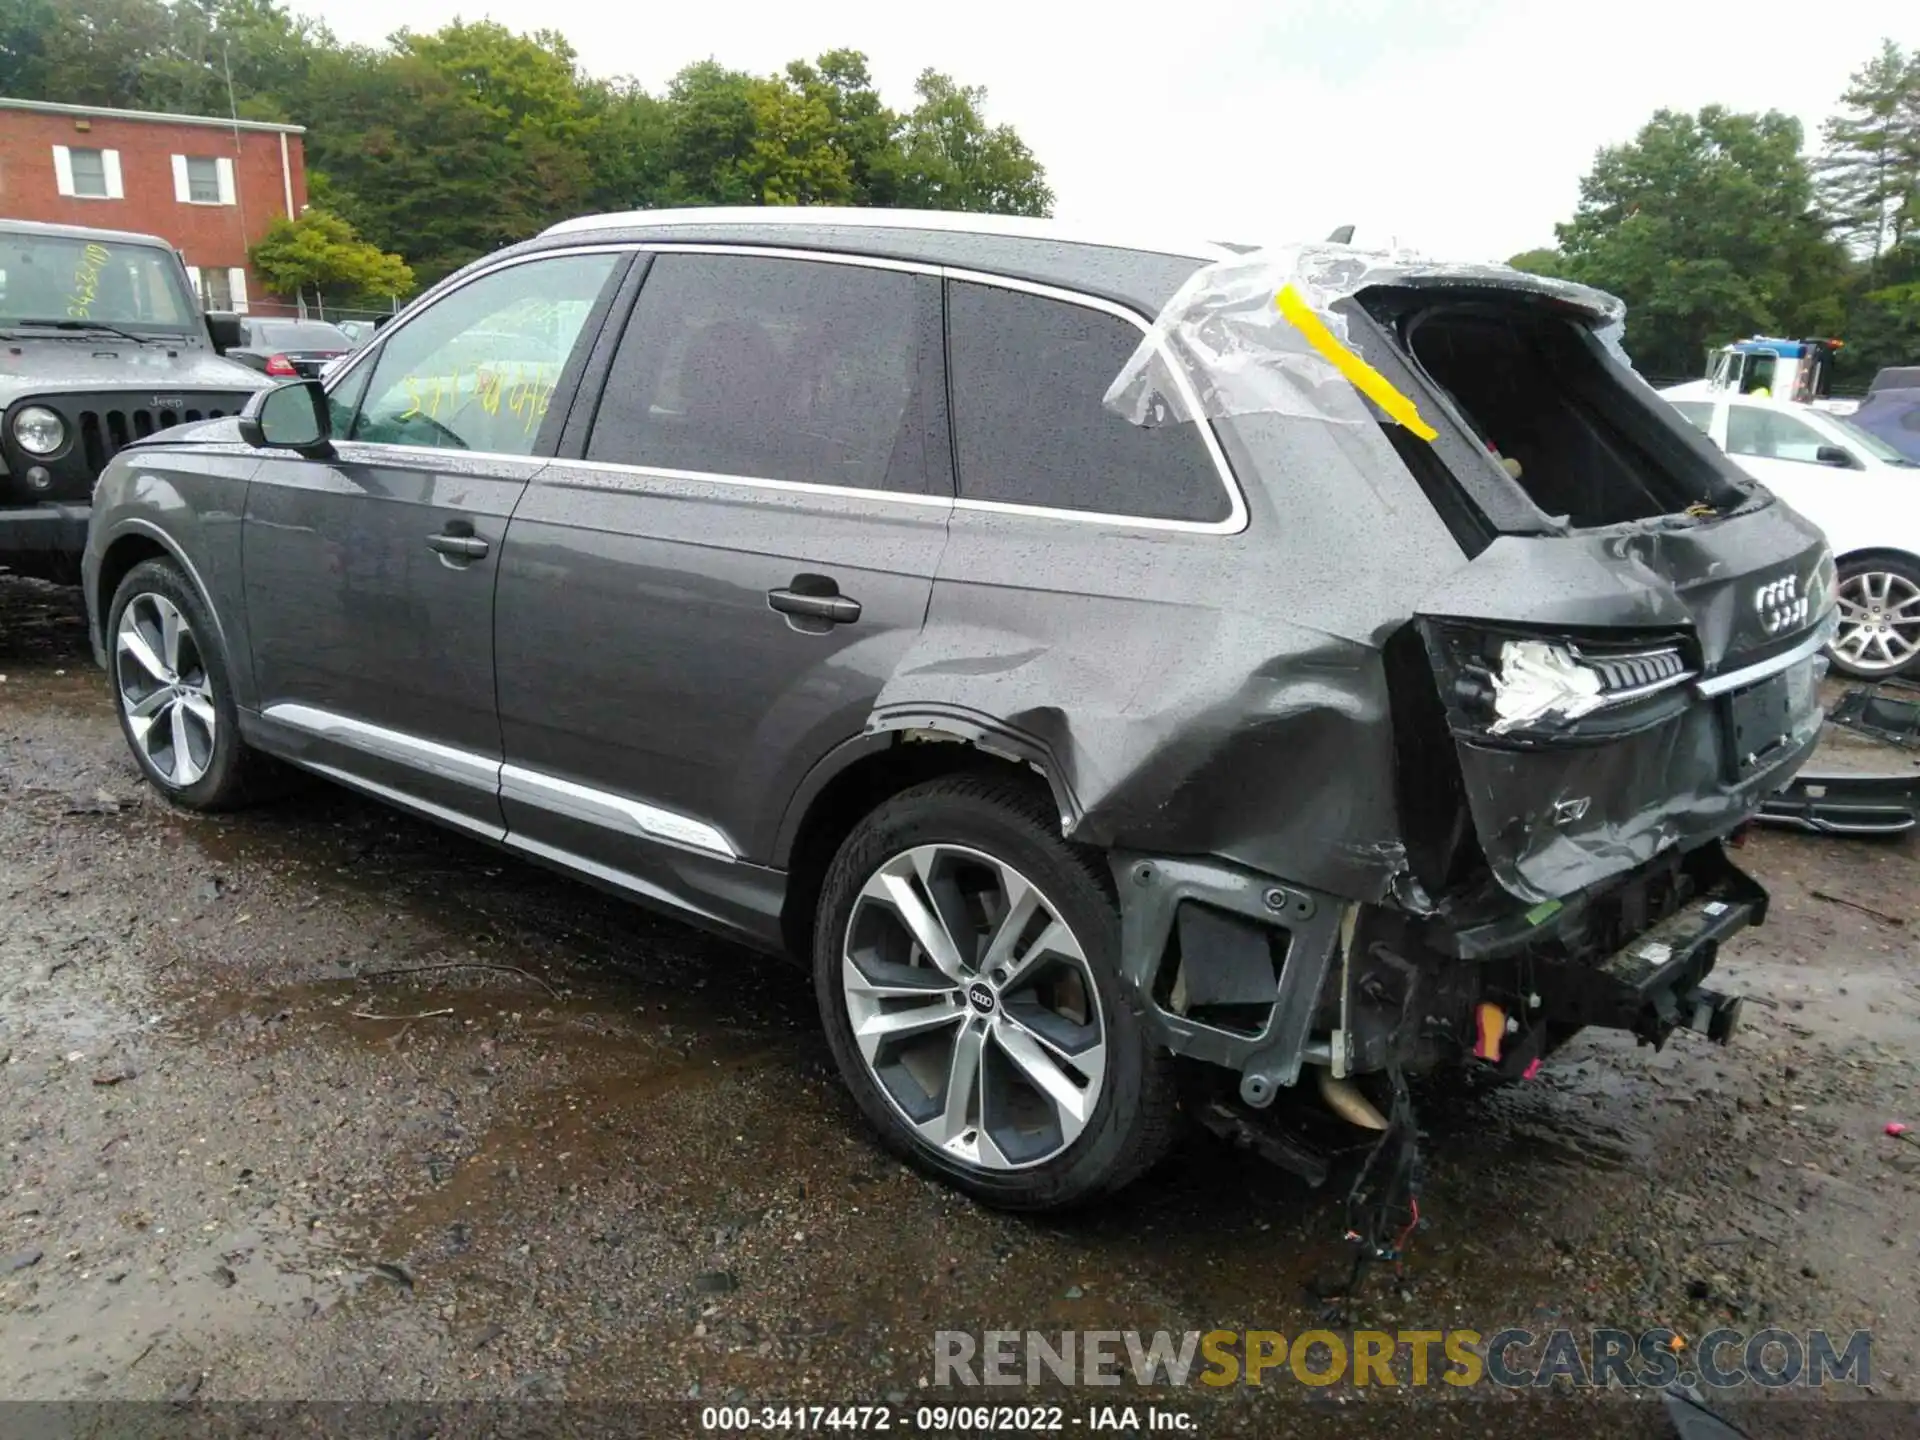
[767, 586, 861, 625]
[428, 531, 489, 560]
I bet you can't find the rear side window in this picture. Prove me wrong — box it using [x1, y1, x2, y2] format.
[945, 281, 1229, 524]
[586, 254, 932, 493]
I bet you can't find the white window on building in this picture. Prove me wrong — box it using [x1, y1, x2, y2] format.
[53, 145, 123, 199]
[171, 154, 236, 206]
[192, 266, 251, 314]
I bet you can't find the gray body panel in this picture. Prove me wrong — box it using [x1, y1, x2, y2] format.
[241, 441, 536, 831]
[82, 212, 1832, 994]
[495, 463, 949, 868]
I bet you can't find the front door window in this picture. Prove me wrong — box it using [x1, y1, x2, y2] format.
[348, 253, 620, 455]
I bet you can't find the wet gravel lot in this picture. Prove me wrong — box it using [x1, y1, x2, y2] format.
[2, 576, 1917, 1439]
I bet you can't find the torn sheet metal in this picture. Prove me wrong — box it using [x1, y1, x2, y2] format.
[1102, 243, 1624, 433]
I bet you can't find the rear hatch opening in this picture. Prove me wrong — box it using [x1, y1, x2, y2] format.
[1359, 287, 1756, 533]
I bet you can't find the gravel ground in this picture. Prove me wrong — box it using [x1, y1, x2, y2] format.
[2, 576, 1917, 1439]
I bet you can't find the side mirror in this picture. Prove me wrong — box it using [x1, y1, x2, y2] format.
[1815, 444, 1857, 469]
[206, 311, 243, 353]
[238, 380, 333, 458]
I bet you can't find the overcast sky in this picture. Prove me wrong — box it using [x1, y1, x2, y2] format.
[296, 0, 1909, 261]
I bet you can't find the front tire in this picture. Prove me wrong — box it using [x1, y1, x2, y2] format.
[107, 558, 272, 810]
[1830, 554, 1920, 679]
[813, 775, 1179, 1210]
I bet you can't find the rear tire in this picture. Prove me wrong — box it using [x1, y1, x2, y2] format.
[813, 775, 1180, 1210]
[107, 558, 277, 810]
[1830, 553, 1920, 679]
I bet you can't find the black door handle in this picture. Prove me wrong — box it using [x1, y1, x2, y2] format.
[428, 531, 489, 560]
[768, 586, 861, 625]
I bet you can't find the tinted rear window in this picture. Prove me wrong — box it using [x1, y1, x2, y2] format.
[586, 254, 930, 493]
[946, 281, 1229, 524]
[255, 322, 350, 349]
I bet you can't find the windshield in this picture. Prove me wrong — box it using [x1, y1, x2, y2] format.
[1826, 412, 1917, 466]
[0, 233, 195, 331]
[253, 321, 351, 350]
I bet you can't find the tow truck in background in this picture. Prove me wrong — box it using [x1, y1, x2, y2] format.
[1662, 335, 1855, 414]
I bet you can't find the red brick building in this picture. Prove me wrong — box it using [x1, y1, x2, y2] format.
[0, 97, 306, 313]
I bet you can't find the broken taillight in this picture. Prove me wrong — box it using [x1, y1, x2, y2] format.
[1424, 622, 1697, 742]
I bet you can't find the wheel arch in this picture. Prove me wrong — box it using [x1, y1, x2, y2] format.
[95, 522, 230, 665]
[1834, 545, 1920, 572]
[774, 724, 1073, 962]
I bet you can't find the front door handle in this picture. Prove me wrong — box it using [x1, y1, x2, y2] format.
[428, 531, 489, 560]
[768, 585, 861, 625]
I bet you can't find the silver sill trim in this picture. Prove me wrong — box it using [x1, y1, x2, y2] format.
[504, 833, 726, 923]
[1695, 610, 1840, 697]
[294, 758, 507, 844]
[262, 702, 737, 861]
[263, 702, 501, 791]
[500, 763, 738, 860]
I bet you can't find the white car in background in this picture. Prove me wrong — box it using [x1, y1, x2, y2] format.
[1669, 393, 1920, 679]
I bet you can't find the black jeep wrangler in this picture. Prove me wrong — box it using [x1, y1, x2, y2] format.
[1, 218, 269, 581]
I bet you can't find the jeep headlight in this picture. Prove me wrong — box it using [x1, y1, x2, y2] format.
[12, 405, 65, 457]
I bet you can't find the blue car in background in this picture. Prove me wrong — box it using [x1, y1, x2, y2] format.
[1852, 367, 1920, 462]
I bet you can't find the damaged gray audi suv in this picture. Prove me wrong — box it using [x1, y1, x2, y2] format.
[84, 210, 1834, 1212]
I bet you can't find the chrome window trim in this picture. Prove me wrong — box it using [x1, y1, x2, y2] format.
[321, 238, 1247, 535]
[536, 456, 953, 510]
[261, 702, 737, 861]
[635, 240, 941, 276]
[318, 242, 641, 396]
[1694, 608, 1840, 697]
[539, 205, 1239, 264]
[939, 266, 1247, 536]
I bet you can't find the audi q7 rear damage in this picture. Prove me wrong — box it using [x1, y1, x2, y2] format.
[82, 212, 1833, 1217]
[1077, 252, 1831, 1199]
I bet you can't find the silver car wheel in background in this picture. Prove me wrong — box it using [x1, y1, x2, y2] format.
[1833, 570, 1920, 674]
[115, 592, 217, 787]
[841, 844, 1107, 1172]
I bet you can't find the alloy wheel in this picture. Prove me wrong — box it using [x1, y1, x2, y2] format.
[841, 844, 1107, 1171]
[1833, 570, 1920, 675]
[115, 592, 217, 787]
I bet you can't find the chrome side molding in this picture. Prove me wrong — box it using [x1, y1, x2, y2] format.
[261, 702, 737, 859]
[500, 764, 737, 859]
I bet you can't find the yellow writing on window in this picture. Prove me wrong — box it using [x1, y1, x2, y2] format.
[66, 243, 112, 320]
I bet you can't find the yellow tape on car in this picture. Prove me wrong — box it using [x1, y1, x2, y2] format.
[1274, 285, 1439, 442]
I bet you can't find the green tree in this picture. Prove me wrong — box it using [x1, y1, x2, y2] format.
[248, 206, 413, 310]
[1506, 247, 1567, 277]
[785, 50, 898, 205]
[1816, 40, 1920, 272]
[1555, 106, 1845, 376]
[0, 7, 1056, 281]
[881, 70, 1052, 216]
